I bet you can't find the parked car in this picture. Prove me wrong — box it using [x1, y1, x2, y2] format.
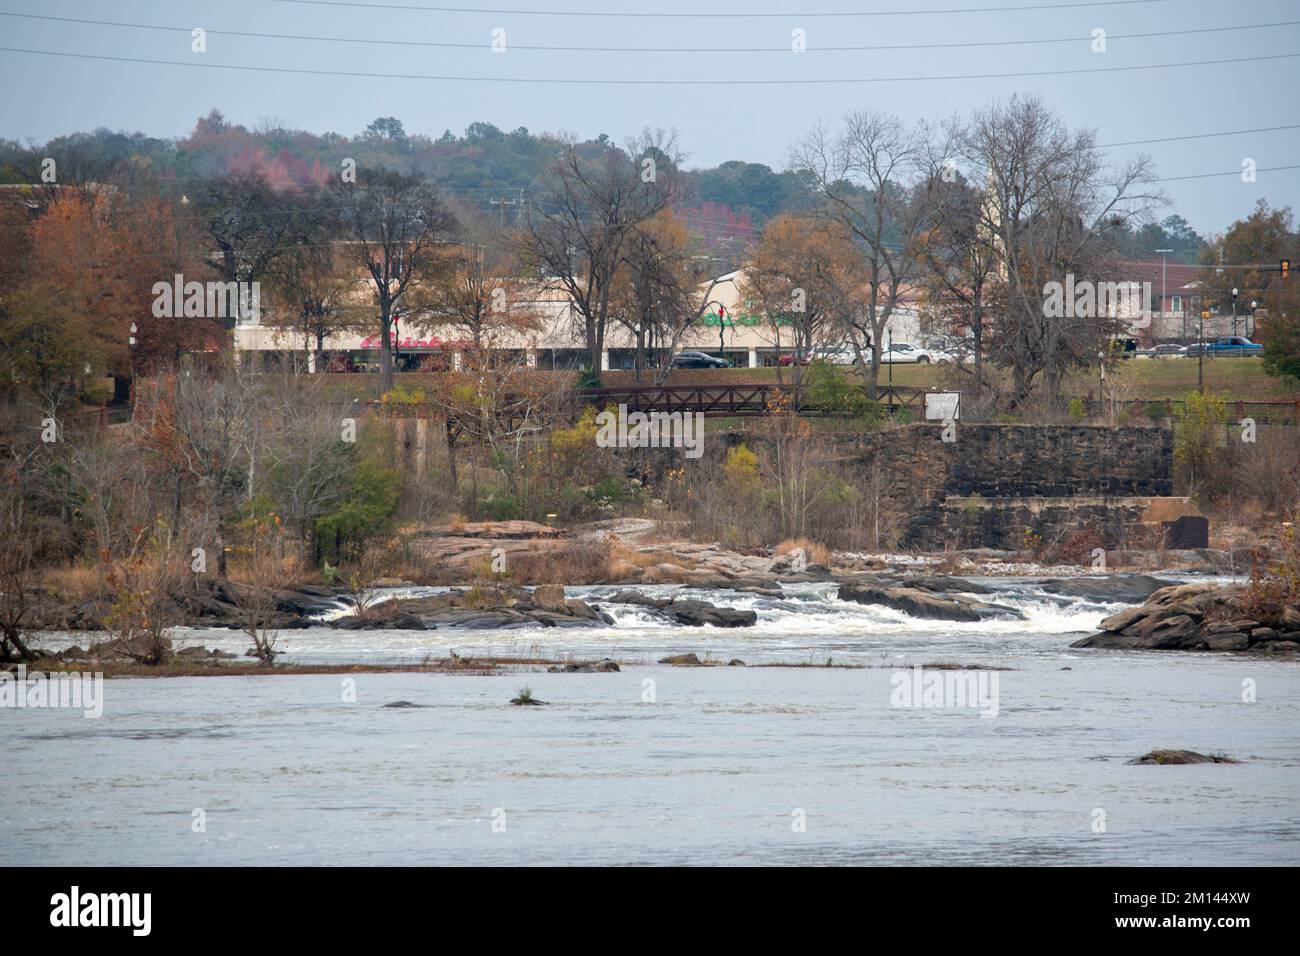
[670, 350, 729, 369]
[881, 343, 950, 364]
[1135, 344, 1187, 359]
[814, 345, 862, 365]
[777, 352, 812, 367]
[1206, 336, 1263, 357]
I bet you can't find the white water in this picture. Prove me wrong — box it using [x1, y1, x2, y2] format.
[5, 577, 1298, 866]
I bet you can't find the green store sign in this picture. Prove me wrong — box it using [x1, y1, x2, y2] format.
[702, 310, 794, 327]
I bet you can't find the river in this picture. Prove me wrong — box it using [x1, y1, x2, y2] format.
[4, 579, 1298, 865]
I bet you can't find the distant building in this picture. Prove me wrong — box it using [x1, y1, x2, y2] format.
[233, 267, 934, 371]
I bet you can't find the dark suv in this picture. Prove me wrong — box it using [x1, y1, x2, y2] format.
[670, 351, 729, 369]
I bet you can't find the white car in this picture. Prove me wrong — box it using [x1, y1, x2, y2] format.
[813, 345, 862, 365]
[881, 343, 952, 364]
[1135, 344, 1187, 359]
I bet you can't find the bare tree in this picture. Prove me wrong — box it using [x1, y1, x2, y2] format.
[330, 169, 458, 390]
[0, 443, 41, 662]
[160, 365, 254, 577]
[958, 96, 1161, 407]
[790, 111, 931, 395]
[264, 217, 355, 372]
[192, 171, 304, 328]
[917, 118, 1001, 394]
[518, 129, 682, 372]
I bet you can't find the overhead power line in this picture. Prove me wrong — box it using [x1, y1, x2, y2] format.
[3, 45, 1298, 85]
[3, 11, 1294, 54]
[1100, 123, 1300, 148]
[268, 0, 1166, 19]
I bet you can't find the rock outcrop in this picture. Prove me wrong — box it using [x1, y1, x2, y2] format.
[595, 591, 757, 627]
[1071, 582, 1300, 653]
[835, 578, 1023, 622]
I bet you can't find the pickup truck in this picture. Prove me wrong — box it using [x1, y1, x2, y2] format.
[1186, 336, 1263, 357]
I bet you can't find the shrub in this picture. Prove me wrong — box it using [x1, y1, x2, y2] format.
[1242, 521, 1300, 626]
[1051, 526, 1105, 566]
[1173, 390, 1232, 501]
[804, 360, 881, 421]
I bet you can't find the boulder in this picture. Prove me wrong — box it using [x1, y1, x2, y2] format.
[532, 584, 568, 612]
[1128, 749, 1239, 765]
[1038, 574, 1169, 605]
[659, 653, 702, 665]
[607, 589, 666, 608]
[1251, 640, 1300, 654]
[660, 600, 757, 628]
[1097, 606, 1148, 633]
[1203, 633, 1249, 651]
[838, 584, 982, 623]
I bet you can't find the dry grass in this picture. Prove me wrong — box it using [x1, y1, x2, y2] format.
[774, 538, 832, 567]
[35, 565, 105, 603]
[507, 537, 612, 585]
[609, 542, 699, 571]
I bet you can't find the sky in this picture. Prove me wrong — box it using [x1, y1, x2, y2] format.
[0, 0, 1297, 237]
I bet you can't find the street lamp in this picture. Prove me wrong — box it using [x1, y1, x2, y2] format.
[1250, 300, 1258, 338]
[1155, 248, 1173, 343]
[1231, 288, 1239, 338]
[128, 322, 138, 407]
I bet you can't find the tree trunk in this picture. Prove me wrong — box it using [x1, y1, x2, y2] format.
[379, 308, 394, 392]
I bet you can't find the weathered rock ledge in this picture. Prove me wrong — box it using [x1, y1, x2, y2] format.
[334, 584, 758, 630]
[1071, 582, 1300, 654]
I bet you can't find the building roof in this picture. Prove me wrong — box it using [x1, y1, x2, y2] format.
[1120, 259, 1205, 294]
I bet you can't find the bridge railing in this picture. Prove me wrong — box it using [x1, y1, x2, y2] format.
[577, 383, 926, 416]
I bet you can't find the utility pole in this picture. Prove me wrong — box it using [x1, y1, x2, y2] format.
[1198, 310, 1207, 392]
[489, 188, 526, 226]
[1155, 248, 1173, 343]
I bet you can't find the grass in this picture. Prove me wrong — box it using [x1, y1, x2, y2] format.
[266, 358, 1297, 408]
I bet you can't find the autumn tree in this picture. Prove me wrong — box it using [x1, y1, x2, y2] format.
[1258, 273, 1300, 382]
[1198, 200, 1297, 314]
[609, 209, 728, 384]
[741, 215, 864, 390]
